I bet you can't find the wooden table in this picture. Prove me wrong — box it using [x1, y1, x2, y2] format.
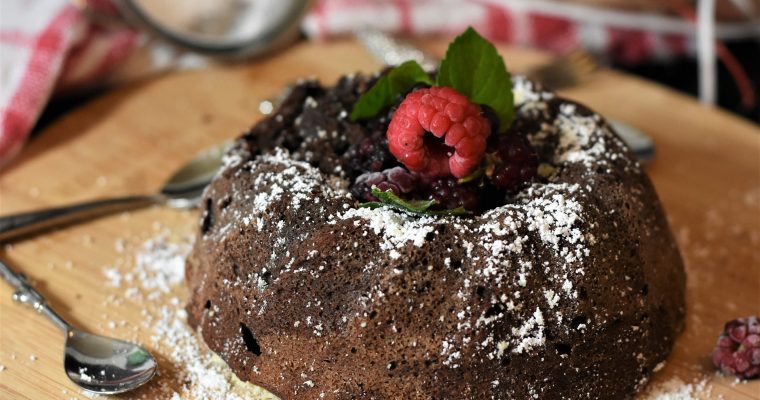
[0, 39, 758, 399]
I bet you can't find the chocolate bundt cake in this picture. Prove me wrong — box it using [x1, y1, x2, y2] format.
[186, 41, 685, 398]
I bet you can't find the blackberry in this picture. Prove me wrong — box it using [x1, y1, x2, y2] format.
[346, 131, 395, 177]
[351, 167, 418, 202]
[489, 133, 539, 194]
[713, 316, 760, 379]
[425, 178, 480, 211]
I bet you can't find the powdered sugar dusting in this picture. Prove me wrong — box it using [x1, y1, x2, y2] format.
[209, 148, 348, 240]
[339, 207, 436, 252]
[101, 236, 276, 400]
[554, 103, 607, 166]
[638, 377, 715, 400]
[104, 237, 189, 301]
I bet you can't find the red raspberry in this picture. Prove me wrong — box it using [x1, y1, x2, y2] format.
[713, 316, 760, 379]
[387, 87, 491, 179]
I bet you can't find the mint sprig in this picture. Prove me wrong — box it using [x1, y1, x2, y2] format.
[350, 60, 432, 121]
[360, 187, 470, 216]
[350, 27, 514, 133]
[437, 27, 514, 132]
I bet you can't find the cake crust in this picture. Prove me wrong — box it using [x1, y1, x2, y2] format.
[186, 75, 685, 399]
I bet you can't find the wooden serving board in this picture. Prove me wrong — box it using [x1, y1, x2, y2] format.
[0, 39, 758, 399]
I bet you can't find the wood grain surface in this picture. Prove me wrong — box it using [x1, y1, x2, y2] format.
[0, 39, 758, 399]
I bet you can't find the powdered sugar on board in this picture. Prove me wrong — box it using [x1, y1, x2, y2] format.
[100, 235, 276, 400]
[638, 377, 719, 400]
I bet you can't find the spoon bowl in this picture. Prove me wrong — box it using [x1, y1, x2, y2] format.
[160, 142, 229, 208]
[0, 258, 159, 394]
[64, 329, 157, 394]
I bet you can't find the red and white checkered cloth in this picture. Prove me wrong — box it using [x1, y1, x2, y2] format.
[0, 0, 753, 166]
[0, 0, 139, 165]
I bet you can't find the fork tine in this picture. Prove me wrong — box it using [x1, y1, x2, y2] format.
[527, 48, 599, 89]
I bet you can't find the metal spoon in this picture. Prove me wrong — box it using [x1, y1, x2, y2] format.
[0, 142, 228, 242]
[0, 258, 157, 394]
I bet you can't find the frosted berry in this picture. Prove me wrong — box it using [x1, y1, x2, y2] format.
[712, 316, 760, 380]
[489, 133, 539, 194]
[425, 178, 480, 211]
[351, 167, 418, 202]
[387, 87, 491, 179]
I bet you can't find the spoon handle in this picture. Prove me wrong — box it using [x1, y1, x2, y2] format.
[0, 195, 158, 242]
[0, 258, 70, 332]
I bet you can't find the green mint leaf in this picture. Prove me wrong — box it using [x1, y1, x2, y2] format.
[359, 187, 471, 217]
[436, 27, 514, 132]
[457, 167, 484, 184]
[350, 60, 433, 121]
[370, 187, 437, 213]
[426, 207, 470, 216]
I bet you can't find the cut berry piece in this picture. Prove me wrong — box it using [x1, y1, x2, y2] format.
[351, 167, 418, 202]
[424, 178, 480, 212]
[489, 133, 539, 194]
[712, 316, 760, 380]
[387, 87, 491, 179]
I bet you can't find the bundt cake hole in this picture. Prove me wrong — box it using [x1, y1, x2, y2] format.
[484, 303, 505, 319]
[204, 300, 211, 310]
[201, 198, 214, 234]
[240, 323, 262, 356]
[219, 195, 232, 210]
[260, 270, 272, 285]
[571, 315, 588, 330]
[554, 343, 572, 356]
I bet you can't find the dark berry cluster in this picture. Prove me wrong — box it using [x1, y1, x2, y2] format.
[489, 133, 539, 194]
[347, 86, 541, 214]
[425, 178, 480, 211]
[713, 316, 760, 380]
[346, 131, 395, 176]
